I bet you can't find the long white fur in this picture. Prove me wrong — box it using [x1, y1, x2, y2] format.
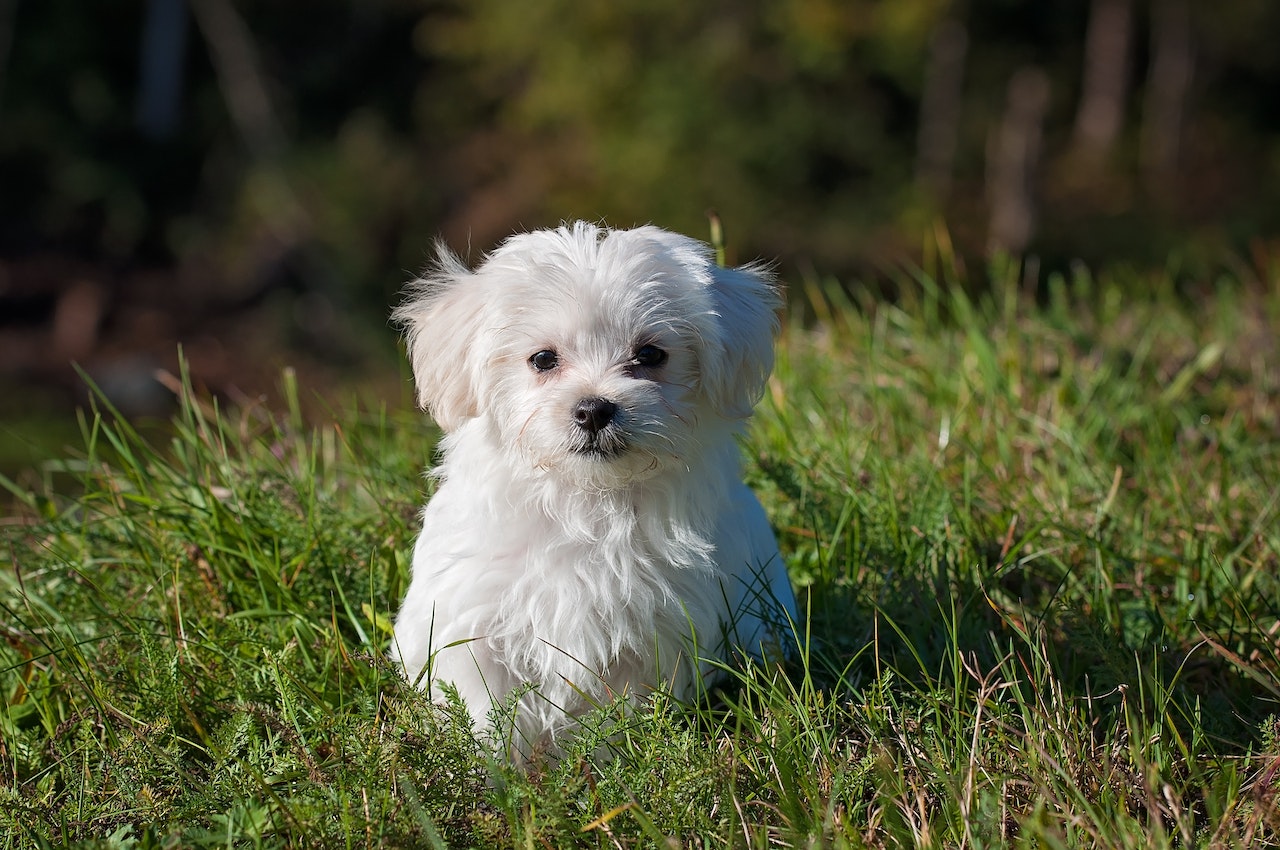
[391, 222, 796, 758]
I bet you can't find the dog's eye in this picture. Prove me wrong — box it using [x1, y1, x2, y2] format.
[632, 345, 667, 368]
[529, 349, 560, 372]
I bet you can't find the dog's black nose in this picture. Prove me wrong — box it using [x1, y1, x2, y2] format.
[572, 397, 617, 435]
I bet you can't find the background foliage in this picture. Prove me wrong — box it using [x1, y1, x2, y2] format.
[4, 0, 1280, 290]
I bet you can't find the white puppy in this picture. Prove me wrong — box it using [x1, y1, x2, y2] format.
[391, 222, 795, 757]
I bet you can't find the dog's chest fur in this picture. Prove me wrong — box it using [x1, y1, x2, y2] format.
[473, 478, 715, 636]
[407, 431, 732, 705]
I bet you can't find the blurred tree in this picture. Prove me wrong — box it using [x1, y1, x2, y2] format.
[136, 0, 190, 141]
[915, 18, 968, 202]
[1139, 0, 1191, 199]
[1071, 0, 1132, 165]
[1, 0, 1279, 312]
[987, 66, 1051, 255]
[417, 0, 946, 268]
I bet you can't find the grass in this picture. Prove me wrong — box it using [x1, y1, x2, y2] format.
[2, 249, 1279, 847]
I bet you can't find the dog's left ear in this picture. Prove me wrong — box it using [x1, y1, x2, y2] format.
[700, 261, 781, 420]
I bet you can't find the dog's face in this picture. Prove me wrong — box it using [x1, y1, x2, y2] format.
[395, 223, 779, 487]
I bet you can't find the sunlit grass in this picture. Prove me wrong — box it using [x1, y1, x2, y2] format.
[2, 251, 1278, 847]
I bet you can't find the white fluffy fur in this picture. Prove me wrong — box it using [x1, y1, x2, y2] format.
[391, 222, 796, 757]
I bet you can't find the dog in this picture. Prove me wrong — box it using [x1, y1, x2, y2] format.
[390, 222, 795, 757]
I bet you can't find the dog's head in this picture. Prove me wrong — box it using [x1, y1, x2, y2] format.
[394, 222, 779, 485]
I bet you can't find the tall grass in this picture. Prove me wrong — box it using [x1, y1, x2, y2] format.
[2, 254, 1278, 847]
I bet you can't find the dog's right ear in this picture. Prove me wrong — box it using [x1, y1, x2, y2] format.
[393, 243, 488, 431]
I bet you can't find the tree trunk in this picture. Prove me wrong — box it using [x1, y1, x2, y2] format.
[1072, 0, 1132, 162]
[916, 19, 969, 201]
[987, 67, 1051, 256]
[1141, 0, 1193, 197]
[189, 0, 284, 159]
[136, 0, 191, 140]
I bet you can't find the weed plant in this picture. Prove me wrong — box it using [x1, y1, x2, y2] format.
[2, 251, 1278, 847]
